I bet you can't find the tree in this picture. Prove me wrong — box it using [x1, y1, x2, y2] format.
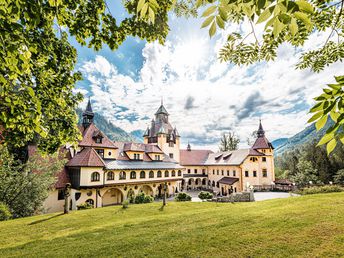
[0, 0, 175, 154]
[292, 158, 319, 186]
[139, 0, 344, 154]
[246, 130, 258, 146]
[219, 131, 240, 151]
[334, 169, 344, 184]
[0, 145, 64, 218]
[3, 0, 344, 155]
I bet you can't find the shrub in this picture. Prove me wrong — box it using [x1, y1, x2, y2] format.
[134, 193, 154, 204]
[334, 169, 344, 184]
[0, 202, 12, 221]
[175, 192, 192, 202]
[77, 203, 93, 210]
[296, 185, 344, 195]
[122, 200, 129, 209]
[198, 191, 213, 200]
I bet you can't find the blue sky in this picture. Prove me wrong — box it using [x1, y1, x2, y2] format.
[71, 3, 342, 151]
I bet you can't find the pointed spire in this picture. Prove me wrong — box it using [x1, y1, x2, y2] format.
[143, 127, 150, 137]
[82, 96, 94, 129]
[85, 97, 93, 113]
[257, 119, 265, 138]
[187, 142, 191, 151]
[174, 126, 180, 137]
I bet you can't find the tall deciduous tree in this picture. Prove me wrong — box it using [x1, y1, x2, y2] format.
[0, 145, 64, 218]
[219, 131, 240, 151]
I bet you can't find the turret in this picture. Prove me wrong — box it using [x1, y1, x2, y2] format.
[82, 97, 94, 129]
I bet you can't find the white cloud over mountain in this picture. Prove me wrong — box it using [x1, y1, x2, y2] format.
[77, 15, 342, 151]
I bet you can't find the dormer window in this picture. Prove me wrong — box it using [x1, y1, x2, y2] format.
[134, 153, 140, 160]
[155, 155, 160, 161]
[250, 157, 258, 162]
[95, 137, 102, 144]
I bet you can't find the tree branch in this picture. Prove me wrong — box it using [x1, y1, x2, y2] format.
[324, 0, 344, 47]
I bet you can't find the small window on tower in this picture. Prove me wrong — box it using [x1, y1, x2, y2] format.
[169, 142, 174, 147]
[262, 157, 266, 162]
[169, 153, 174, 159]
[95, 137, 102, 144]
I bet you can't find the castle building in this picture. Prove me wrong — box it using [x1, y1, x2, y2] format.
[42, 100, 275, 213]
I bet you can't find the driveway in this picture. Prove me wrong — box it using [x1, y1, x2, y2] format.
[254, 191, 299, 201]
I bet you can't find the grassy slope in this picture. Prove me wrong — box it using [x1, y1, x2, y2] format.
[1, 193, 344, 258]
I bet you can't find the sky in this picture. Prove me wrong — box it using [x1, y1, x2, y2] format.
[71, 3, 342, 151]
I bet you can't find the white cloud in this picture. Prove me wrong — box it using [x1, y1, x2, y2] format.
[77, 16, 342, 151]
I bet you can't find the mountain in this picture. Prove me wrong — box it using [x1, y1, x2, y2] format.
[76, 109, 142, 143]
[273, 120, 334, 156]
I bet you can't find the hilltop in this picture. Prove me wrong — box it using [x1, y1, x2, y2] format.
[0, 193, 343, 257]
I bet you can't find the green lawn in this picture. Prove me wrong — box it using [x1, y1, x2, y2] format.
[1, 193, 344, 257]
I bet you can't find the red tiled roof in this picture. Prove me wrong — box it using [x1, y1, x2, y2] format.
[180, 149, 213, 166]
[66, 147, 105, 167]
[252, 136, 274, 150]
[79, 123, 117, 149]
[248, 148, 265, 156]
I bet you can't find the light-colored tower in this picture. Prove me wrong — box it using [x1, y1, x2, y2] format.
[143, 102, 180, 162]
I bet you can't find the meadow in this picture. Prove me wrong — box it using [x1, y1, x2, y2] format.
[1, 193, 344, 257]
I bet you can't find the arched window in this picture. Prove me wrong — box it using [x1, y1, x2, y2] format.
[178, 170, 182, 176]
[130, 171, 136, 179]
[195, 178, 199, 185]
[171, 170, 176, 177]
[119, 171, 126, 180]
[86, 199, 94, 207]
[164, 170, 169, 177]
[188, 179, 192, 185]
[140, 171, 145, 179]
[149, 171, 154, 178]
[107, 171, 114, 180]
[212, 181, 215, 187]
[202, 178, 206, 185]
[216, 182, 220, 188]
[91, 172, 100, 182]
[157, 170, 162, 178]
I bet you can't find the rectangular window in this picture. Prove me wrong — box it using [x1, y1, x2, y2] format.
[169, 142, 174, 147]
[188, 169, 191, 174]
[155, 155, 160, 161]
[134, 153, 140, 160]
[262, 157, 266, 162]
[96, 149, 104, 158]
[58, 189, 64, 200]
[202, 169, 206, 175]
[233, 170, 236, 177]
[227, 170, 229, 176]
[253, 171, 257, 177]
[245, 171, 249, 177]
[213, 170, 215, 175]
[262, 169, 267, 177]
[221, 170, 224, 176]
[169, 153, 174, 159]
[217, 170, 219, 175]
[194, 169, 198, 174]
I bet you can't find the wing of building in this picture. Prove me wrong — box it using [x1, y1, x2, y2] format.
[41, 100, 275, 213]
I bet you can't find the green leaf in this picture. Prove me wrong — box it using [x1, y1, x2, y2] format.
[257, 8, 271, 24]
[137, 0, 146, 12]
[140, 3, 149, 18]
[308, 111, 323, 123]
[201, 16, 214, 28]
[330, 111, 340, 122]
[273, 18, 284, 37]
[216, 16, 225, 29]
[318, 133, 334, 146]
[340, 133, 344, 144]
[315, 115, 328, 131]
[310, 102, 323, 113]
[289, 18, 298, 36]
[27, 87, 35, 97]
[209, 21, 216, 37]
[295, 0, 314, 13]
[326, 138, 337, 154]
[202, 5, 217, 17]
[148, 7, 155, 23]
[218, 6, 228, 21]
[294, 11, 311, 27]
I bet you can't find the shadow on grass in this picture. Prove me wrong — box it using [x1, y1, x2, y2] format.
[28, 213, 64, 225]
[158, 205, 165, 211]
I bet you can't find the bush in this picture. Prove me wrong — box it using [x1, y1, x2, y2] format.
[296, 185, 344, 195]
[198, 191, 213, 200]
[334, 169, 344, 184]
[134, 193, 154, 204]
[175, 192, 192, 202]
[0, 202, 12, 221]
[122, 200, 129, 209]
[77, 203, 93, 210]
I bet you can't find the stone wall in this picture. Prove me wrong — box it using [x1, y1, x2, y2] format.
[211, 191, 254, 202]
